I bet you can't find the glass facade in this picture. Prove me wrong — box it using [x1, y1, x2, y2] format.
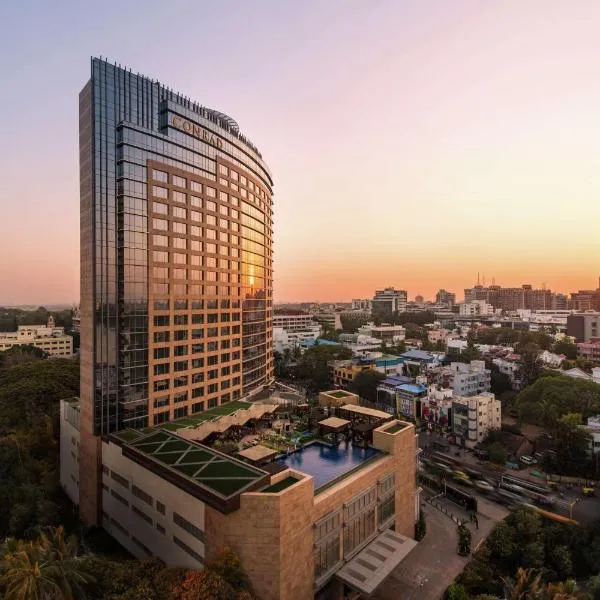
[82, 58, 273, 434]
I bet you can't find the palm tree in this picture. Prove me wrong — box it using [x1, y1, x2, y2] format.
[1, 527, 94, 600]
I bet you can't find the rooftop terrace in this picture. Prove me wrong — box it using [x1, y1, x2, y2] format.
[110, 429, 269, 513]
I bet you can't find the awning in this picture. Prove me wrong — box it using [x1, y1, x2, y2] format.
[336, 529, 417, 596]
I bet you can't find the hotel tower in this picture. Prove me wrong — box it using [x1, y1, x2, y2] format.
[79, 57, 274, 525]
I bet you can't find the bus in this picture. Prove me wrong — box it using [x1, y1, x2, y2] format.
[430, 451, 461, 468]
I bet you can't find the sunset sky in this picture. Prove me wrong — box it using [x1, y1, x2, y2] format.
[1, 0, 599, 304]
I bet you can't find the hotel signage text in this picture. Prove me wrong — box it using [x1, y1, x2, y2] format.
[171, 115, 224, 149]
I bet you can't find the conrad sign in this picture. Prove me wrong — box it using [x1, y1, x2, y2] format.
[171, 115, 224, 149]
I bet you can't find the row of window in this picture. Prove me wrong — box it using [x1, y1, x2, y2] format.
[151, 337, 240, 353]
[152, 235, 243, 258]
[152, 362, 240, 378]
[151, 283, 252, 297]
[152, 377, 240, 393]
[152, 394, 239, 424]
[153, 200, 240, 221]
[152, 267, 242, 283]
[152, 218, 241, 244]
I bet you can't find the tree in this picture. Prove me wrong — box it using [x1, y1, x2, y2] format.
[553, 340, 578, 360]
[458, 523, 472, 556]
[349, 370, 385, 404]
[293, 345, 353, 395]
[1, 527, 94, 600]
[445, 583, 470, 600]
[542, 417, 591, 476]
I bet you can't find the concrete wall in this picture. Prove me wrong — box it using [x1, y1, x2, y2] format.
[205, 471, 314, 600]
[59, 401, 80, 505]
[101, 440, 207, 569]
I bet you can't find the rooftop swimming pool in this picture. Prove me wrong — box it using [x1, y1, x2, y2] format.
[276, 441, 381, 491]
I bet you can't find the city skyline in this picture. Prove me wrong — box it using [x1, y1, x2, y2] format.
[2, 0, 600, 304]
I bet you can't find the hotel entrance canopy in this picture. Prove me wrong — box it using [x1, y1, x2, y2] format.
[335, 529, 417, 596]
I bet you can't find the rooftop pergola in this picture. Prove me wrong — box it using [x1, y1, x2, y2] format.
[237, 444, 278, 465]
[318, 416, 351, 435]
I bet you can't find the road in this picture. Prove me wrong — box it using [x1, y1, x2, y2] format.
[419, 430, 600, 524]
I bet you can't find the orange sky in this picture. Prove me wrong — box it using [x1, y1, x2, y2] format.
[1, 1, 599, 305]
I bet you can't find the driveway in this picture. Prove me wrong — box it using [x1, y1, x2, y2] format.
[372, 497, 508, 600]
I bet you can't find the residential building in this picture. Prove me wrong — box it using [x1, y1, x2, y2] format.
[420, 387, 453, 429]
[372, 288, 407, 320]
[76, 58, 273, 529]
[396, 384, 428, 419]
[578, 339, 600, 363]
[61, 398, 418, 600]
[312, 312, 342, 332]
[427, 328, 449, 344]
[273, 326, 321, 354]
[330, 357, 377, 388]
[72, 306, 81, 332]
[0, 315, 73, 357]
[584, 415, 600, 455]
[435, 289, 456, 309]
[452, 393, 501, 448]
[571, 280, 600, 312]
[351, 298, 372, 311]
[458, 300, 495, 316]
[562, 367, 600, 384]
[464, 284, 553, 312]
[427, 361, 491, 397]
[401, 349, 442, 372]
[358, 323, 406, 344]
[273, 313, 318, 332]
[492, 355, 523, 390]
[538, 350, 566, 368]
[567, 313, 600, 342]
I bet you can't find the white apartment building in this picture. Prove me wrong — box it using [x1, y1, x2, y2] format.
[272, 313, 318, 332]
[372, 288, 408, 318]
[312, 312, 342, 331]
[0, 316, 73, 357]
[449, 361, 491, 396]
[492, 355, 522, 390]
[273, 325, 321, 354]
[358, 323, 406, 344]
[452, 393, 501, 448]
[584, 416, 600, 456]
[458, 300, 495, 317]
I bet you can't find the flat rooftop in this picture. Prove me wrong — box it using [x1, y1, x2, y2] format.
[109, 429, 269, 513]
[276, 441, 382, 492]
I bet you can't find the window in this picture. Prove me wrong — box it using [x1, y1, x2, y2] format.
[174, 330, 188, 341]
[174, 392, 188, 404]
[190, 227, 201, 239]
[192, 387, 204, 398]
[132, 505, 153, 525]
[314, 511, 342, 580]
[191, 181, 202, 193]
[173, 206, 187, 219]
[173, 512, 205, 541]
[154, 380, 169, 392]
[173, 536, 203, 564]
[378, 474, 396, 527]
[174, 360, 188, 372]
[174, 406, 188, 419]
[110, 489, 128, 507]
[156, 501, 166, 515]
[154, 363, 169, 376]
[111, 470, 129, 489]
[174, 299, 188, 310]
[153, 411, 169, 425]
[174, 314, 188, 325]
[206, 200, 216, 211]
[153, 185, 168, 198]
[174, 345, 188, 357]
[153, 299, 169, 310]
[172, 175, 187, 188]
[174, 376, 188, 388]
[153, 201, 168, 215]
[206, 186, 216, 197]
[343, 487, 377, 557]
[173, 237, 187, 250]
[173, 222, 187, 235]
[153, 315, 169, 327]
[153, 169, 168, 182]
[153, 218, 168, 231]
[172, 190, 186, 203]
[153, 396, 170, 409]
[192, 401, 205, 413]
[157, 523, 166, 535]
[153, 267, 168, 279]
[154, 331, 169, 343]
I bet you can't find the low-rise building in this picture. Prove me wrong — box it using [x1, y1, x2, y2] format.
[351, 299, 372, 311]
[567, 313, 600, 343]
[313, 312, 342, 332]
[396, 384, 428, 419]
[458, 300, 495, 316]
[492, 354, 523, 390]
[0, 316, 73, 357]
[273, 325, 322, 354]
[452, 393, 501, 448]
[60, 399, 419, 600]
[538, 350, 566, 368]
[273, 313, 319, 332]
[562, 367, 600, 384]
[584, 416, 600, 455]
[577, 339, 600, 363]
[427, 328, 449, 344]
[426, 361, 491, 397]
[358, 323, 406, 344]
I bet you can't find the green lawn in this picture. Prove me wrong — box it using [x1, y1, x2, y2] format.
[156, 400, 251, 430]
[261, 476, 299, 494]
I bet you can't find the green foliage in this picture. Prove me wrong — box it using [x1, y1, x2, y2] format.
[340, 313, 371, 333]
[0, 358, 80, 539]
[349, 370, 385, 404]
[486, 442, 508, 465]
[444, 583, 470, 600]
[553, 339, 578, 360]
[1, 526, 94, 600]
[541, 418, 592, 476]
[0, 306, 74, 332]
[516, 375, 600, 427]
[457, 523, 472, 556]
[292, 345, 353, 394]
[415, 509, 426, 541]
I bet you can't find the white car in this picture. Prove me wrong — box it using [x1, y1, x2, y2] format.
[475, 480, 495, 493]
[520, 455, 536, 465]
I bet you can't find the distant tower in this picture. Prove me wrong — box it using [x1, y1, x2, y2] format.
[47, 315, 55, 329]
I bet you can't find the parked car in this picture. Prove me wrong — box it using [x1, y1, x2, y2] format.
[520, 455, 537, 465]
